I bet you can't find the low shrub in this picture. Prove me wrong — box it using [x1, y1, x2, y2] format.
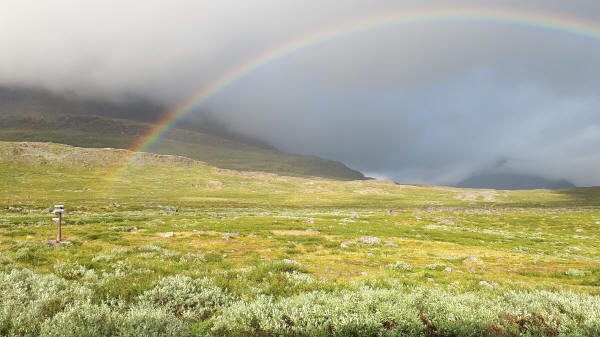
[426, 262, 447, 271]
[138, 275, 235, 321]
[387, 261, 412, 272]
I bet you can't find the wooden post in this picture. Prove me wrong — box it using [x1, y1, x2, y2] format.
[54, 205, 64, 242]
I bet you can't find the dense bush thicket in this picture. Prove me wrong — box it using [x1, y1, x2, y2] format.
[0, 267, 599, 336]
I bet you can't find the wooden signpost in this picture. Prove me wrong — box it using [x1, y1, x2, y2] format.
[53, 205, 64, 242]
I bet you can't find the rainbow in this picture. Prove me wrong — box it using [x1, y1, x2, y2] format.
[114, 7, 600, 182]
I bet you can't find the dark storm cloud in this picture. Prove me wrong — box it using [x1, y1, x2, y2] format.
[1, 0, 600, 185]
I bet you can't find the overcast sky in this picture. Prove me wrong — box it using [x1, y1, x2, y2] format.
[2, 0, 600, 185]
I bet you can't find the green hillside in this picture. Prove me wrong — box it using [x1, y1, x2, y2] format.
[2, 141, 600, 336]
[0, 114, 365, 180]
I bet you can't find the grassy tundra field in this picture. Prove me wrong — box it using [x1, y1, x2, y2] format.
[1, 141, 600, 336]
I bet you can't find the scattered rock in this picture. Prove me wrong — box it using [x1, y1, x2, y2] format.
[552, 216, 559, 219]
[384, 242, 398, 247]
[164, 207, 178, 213]
[463, 256, 479, 263]
[359, 236, 381, 245]
[162, 232, 174, 238]
[444, 267, 452, 272]
[367, 252, 375, 257]
[387, 209, 398, 215]
[478, 280, 498, 287]
[108, 202, 120, 208]
[340, 241, 356, 248]
[283, 259, 301, 266]
[360, 271, 368, 276]
[576, 228, 584, 233]
[596, 221, 600, 225]
[305, 218, 314, 224]
[351, 214, 360, 219]
[222, 236, 230, 241]
[127, 226, 138, 232]
[47, 240, 72, 247]
[224, 232, 240, 237]
[427, 278, 435, 283]
[47, 240, 60, 247]
[326, 268, 334, 272]
[43, 208, 53, 213]
[305, 229, 320, 234]
[6, 206, 23, 212]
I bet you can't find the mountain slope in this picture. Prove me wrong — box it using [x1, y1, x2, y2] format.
[2, 141, 598, 208]
[0, 114, 365, 180]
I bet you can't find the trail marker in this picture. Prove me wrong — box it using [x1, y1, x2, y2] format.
[53, 205, 64, 242]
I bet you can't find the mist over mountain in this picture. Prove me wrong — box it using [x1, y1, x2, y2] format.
[0, 85, 365, 180]
[0, 85, 274, 150]
[456, 172, 576, 190]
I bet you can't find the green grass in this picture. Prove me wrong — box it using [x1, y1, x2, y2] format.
[1, 141, 600, 336]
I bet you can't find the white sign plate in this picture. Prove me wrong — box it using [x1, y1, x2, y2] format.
[54, 209, 64, 213]
[52, 217, 60, 221]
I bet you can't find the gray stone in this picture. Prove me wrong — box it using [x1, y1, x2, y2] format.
[47, 240, 72, 247]
[359, 236, 381, 245]
[478, 280, 498, 287]
[367, 252, 375, 257]
[47, 240, 60, 247]
[305, 229, 320, 234]
[162, 232, 174, 238]
[384, 242, 398, 247]
[463, 256, 479, 263]
[127, 226, 138, 232]
[340, 241, 356, 248]
[444, 267, 452, 272]
[283, 258, 301, 266]
[224, 232, 240, 237]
